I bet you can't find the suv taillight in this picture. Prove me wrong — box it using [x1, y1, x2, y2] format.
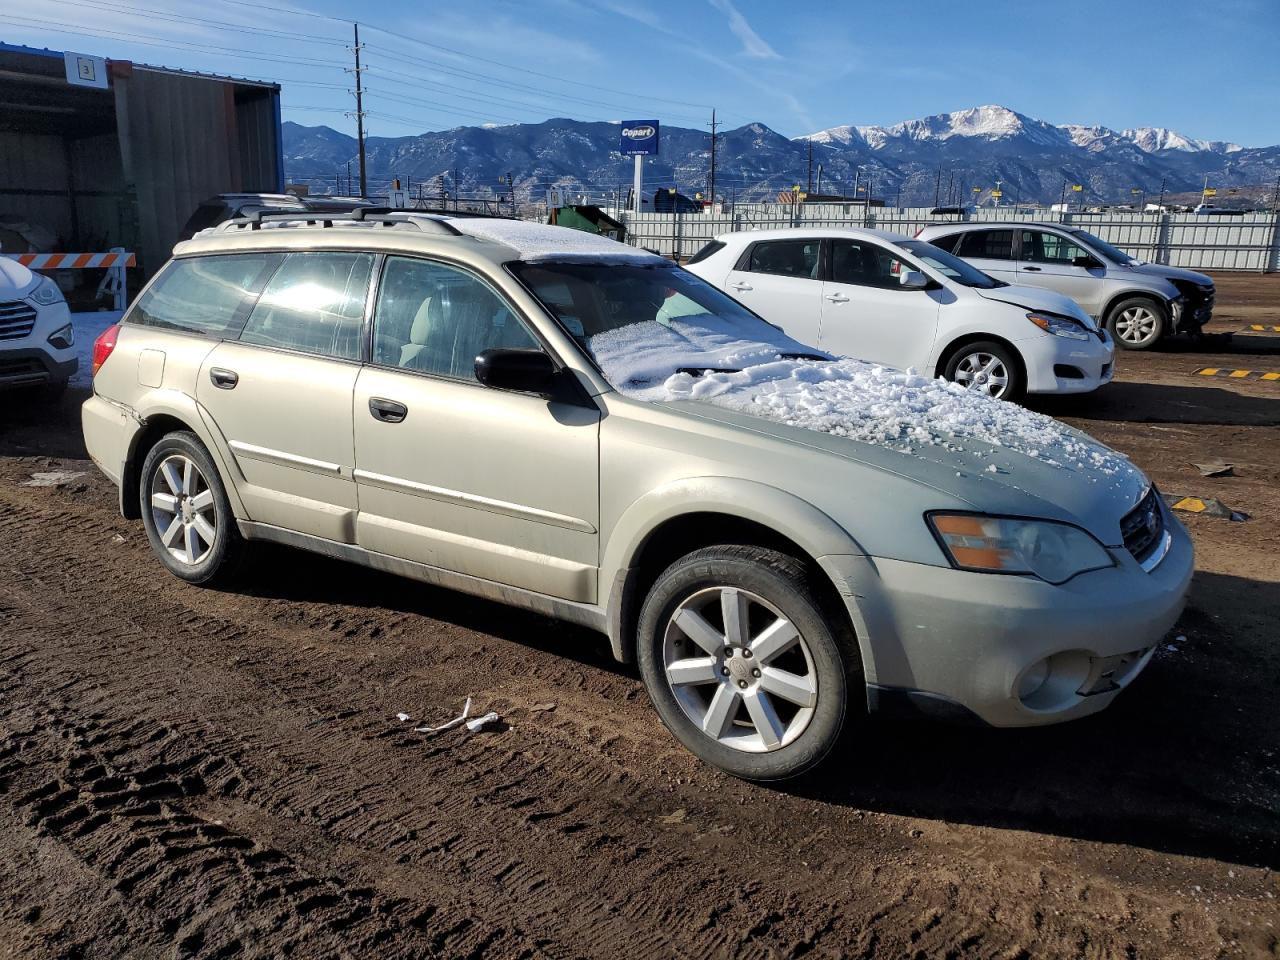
[92, 323, 120, 377]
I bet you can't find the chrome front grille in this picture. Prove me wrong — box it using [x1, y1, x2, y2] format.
[1121, 488, 1164, 565]
[0, 300, 37, 341]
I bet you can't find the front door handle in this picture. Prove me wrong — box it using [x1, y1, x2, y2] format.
[729, 282, 753, 292]
[209, 367, 239, 389]
[825, 293, 850, 303]
[368, 397, 408, 423]
[1022, 265, 1042, 272]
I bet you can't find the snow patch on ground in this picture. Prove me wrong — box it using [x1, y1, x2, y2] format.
[453, 219, 664, 264]
[590, 319, 1141, 480]
[70, 311, 122, 387]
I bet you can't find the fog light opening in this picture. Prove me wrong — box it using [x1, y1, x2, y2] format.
[1017, 659, 1051, 702]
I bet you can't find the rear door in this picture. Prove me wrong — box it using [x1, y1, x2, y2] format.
[196, 250, 375, 543]
[819, 238, 940, 369]
[1017, 229, 1105, 314]
[722, 237, 824, 348]
[954, 229, 1018, 284]
[352, 255, 600, 603]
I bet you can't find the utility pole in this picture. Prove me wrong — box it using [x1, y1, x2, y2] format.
[933, 166, 942, 208]
[707, 108, 718, 211]
[348, 23, 367, 198]
[806, 140, 814, 192]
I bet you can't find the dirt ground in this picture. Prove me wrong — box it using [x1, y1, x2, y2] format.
[0, 274, 1277, 959]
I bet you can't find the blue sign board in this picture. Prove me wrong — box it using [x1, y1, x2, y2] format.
[619, 120, 659, 156]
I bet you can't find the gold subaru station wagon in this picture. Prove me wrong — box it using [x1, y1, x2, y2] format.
[82, 211, 1192, 780]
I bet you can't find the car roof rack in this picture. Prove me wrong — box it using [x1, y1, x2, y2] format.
[221, 207, 464, 236]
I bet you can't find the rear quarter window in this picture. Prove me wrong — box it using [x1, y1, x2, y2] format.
[928, 233, 964, 254]
[685, 240, 726, 265]
[129, 253, 280, 338]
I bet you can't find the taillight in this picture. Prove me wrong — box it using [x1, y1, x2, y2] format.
[92, 323, 121, 377]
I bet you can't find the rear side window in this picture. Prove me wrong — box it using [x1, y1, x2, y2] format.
[685, 240, 725, 265]
[958, 230, 1014, 260]
[745, 239, 821, 279]
[129, 253, 279, 337]
[927, 232, 964, 254]
[239, 252, 375, 360]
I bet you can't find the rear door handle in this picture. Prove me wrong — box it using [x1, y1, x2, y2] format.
[368, 397, 408, 423]
[1022, 266, 1042, 272]
[729, 282, 752, 292]
[825, 293, 850, 303]
[209, 367, 238, 389]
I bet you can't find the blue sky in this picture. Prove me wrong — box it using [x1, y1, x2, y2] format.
[7, 0, 1280, 145]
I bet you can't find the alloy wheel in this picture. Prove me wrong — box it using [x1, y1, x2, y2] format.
[952, 351, 1010, 398]
[662, 586, 818, 753]
[1116, 306, 1159, 346]
[149, 454, 218, 566]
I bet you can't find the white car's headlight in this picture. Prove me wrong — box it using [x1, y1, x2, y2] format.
[27, 275, 65, 306]
[1027, 311, 1090, 341]
[928, 513, 1113, 584]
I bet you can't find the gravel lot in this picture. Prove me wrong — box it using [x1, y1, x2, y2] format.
[1, 274, 1277, 959]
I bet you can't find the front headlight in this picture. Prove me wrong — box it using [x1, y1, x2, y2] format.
[928, 513, 1113, 584]
[1027, 311, 1090, 341]
[27, 275, 65, 306]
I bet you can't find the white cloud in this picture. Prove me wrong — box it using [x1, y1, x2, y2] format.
[706, 0, 781, 60]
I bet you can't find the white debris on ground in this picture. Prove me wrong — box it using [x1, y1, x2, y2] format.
[396, 712, 411, 722]
[69, 311, 123, 387]
[22, 471, 86, 487]
[454, 218, 665, 264]
[411, 697, 500, 735]
[588, 318, 1142, 481]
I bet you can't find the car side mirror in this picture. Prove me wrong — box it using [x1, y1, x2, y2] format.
[474, 348, 557, 396]
[899, 270, 929, 290]
[1072, 255, 1102, 269]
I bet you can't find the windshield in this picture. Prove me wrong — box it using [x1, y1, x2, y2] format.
[508, 260, 827, 398]
[1069, 230, 1140, 266]
[896, 239, 1005, 289]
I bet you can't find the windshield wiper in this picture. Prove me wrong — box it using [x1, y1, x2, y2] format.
[676, 366, 740, 377]
[779, 351, 827, 361]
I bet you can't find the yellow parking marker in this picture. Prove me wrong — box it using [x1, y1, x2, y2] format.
[1171, 497, 1207, 513]
[1247, 324, 1280, 332]
[1194, 367, 1280, 381]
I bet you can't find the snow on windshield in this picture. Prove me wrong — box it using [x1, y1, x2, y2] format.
[589, 319, 1140, 480]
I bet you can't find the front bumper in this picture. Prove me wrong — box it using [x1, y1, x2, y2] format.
[821, 507, 1194, 727]
[0, 347, 77, 391]
[1020, 330, 1115, 395]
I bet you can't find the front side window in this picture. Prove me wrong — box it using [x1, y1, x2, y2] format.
[829, 239, 911, 290]
[1022, 231, 1089, 264]
[372, 257, 539, 381]
[958, 230, 1015, 261]
[239, 252, 374, 360]
[129, 253, 279, 337]
[745, 239, 821, 279]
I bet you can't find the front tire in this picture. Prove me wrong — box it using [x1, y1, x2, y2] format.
[942, 340, 1024, 402]
[636, 546, 852, 781]
[1106, 297, 1165, 350]
[139, 431, 243, 585]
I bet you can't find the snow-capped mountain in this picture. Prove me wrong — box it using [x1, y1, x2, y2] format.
[282, 104, 1279, 207]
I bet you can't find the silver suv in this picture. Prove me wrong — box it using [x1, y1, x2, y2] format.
[82, 211, 1193, 780]
[917, 222, 1215, 349]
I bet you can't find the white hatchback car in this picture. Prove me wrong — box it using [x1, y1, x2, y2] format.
[685, 228, 1114, 402]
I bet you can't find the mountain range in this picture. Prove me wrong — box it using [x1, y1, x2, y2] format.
[282, 105, 1280, 208]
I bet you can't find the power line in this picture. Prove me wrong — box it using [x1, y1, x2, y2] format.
[44, 0, 347, 45]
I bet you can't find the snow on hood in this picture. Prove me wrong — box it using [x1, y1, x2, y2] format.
[589, 319, 1142, 484]
[0, 258, 37, 296]
[452, 219, 666, 265]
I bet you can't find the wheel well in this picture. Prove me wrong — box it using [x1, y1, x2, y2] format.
[1100, 290, 1166, 326]
[614, 512, 853, 663]
[120, 415, 194, 519]
[933, 332, 1026, 384]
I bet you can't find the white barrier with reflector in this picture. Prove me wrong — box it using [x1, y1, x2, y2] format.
[1, 248, 136, 311]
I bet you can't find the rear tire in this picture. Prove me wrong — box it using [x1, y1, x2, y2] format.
[636, 545, 852, 781]
[139, 431, 243, 585]
[942, 340, 1024, 402]
[1106, 297, 1165, 350]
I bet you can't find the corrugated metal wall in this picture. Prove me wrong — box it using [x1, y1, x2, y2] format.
[114, 67, 280, 274]
[617, 207, 1280, 271]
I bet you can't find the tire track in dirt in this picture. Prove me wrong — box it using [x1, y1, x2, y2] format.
[0, 465, 1274, 959]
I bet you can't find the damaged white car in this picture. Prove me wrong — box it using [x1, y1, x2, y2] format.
[83, 214, 1192, 780]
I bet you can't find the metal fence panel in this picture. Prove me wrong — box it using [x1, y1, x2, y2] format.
[612, 207, 1280, 272]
